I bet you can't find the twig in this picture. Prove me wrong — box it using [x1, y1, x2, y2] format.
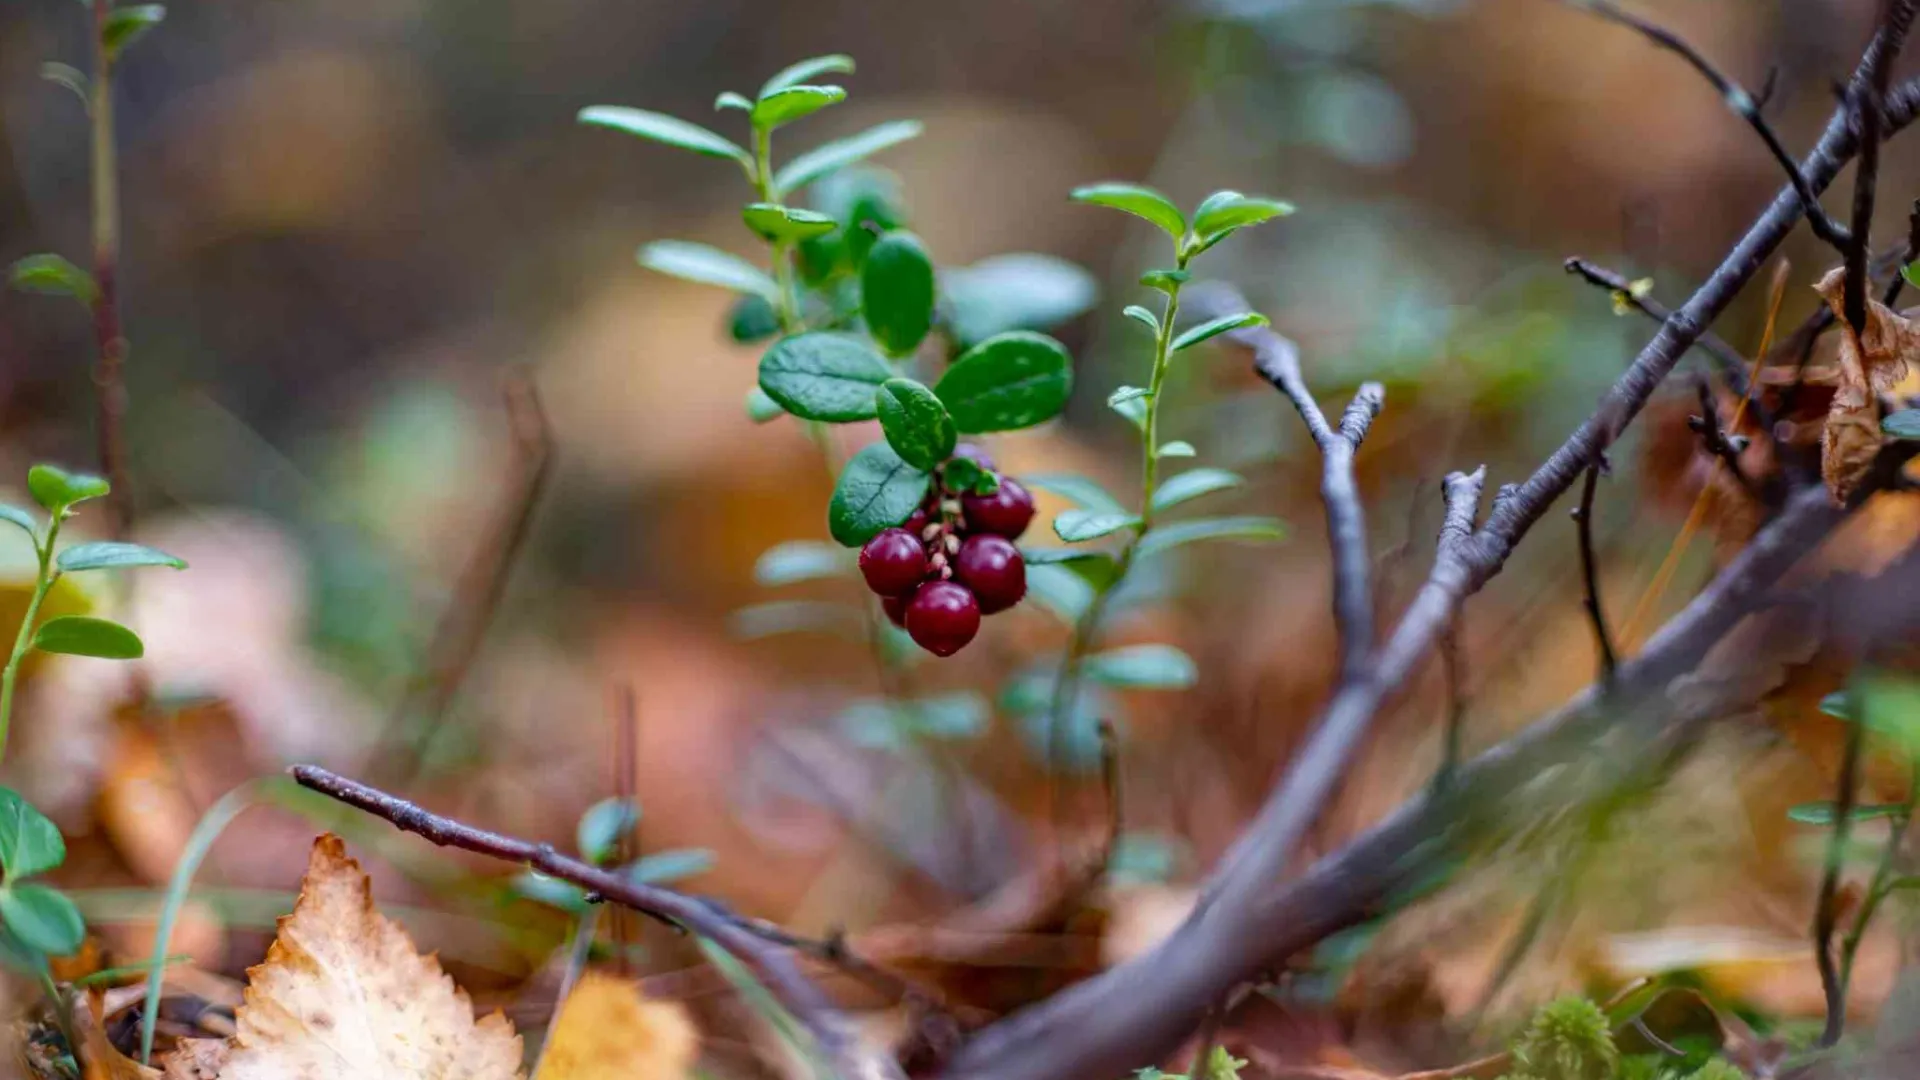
[1436, 616, 1466, 788]
[1686, 376, 1759, 500]
[1569, 0, 1852, 250]
[1572, 459, 1618, 684]
[289, 765, 905, 1080]
[1097, 718, 1124, 874]
[1814, 716, 1866, 1048]
[87, 0, 131, 537]
[1564, 257, 1756, 403]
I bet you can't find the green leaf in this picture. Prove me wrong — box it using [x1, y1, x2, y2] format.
[741, 203, 836, 244]
[939, 253, 1099, 348]
[513, 871, 588, 913]
[1821, 691, 1854, 720]
[1137, 515, 1286, 557]
[862, 231, 937, 357]
[1024, 564, 1095, 622]
[731, 294, 782, 344]
[0, 505, 35, 539]
[941, 455, 990, 495]
[1086, 644, 1197, 689]
[638, 240, 778, 301]
[576, 797, 641, 865]
[1906, 262, 1920, 290]
[1190, 190, 1294, 246]
[1171, 312, 1268, 353]
[745, 386, 786, 423]
[760, 54, 856, 99]
[807, 166, 906, 268]
[912, 692, 991, 740]
[26, 464, 108, 514]
[1883, 409, 1920, 440]
[1110, 393, 1148, 429]
[0, 789, 65, 882]
[630, 848, 717, 885]
[1159, 441, 1197, 458]
[752, 85, 846, 129]
[1053, 509, 1138, 543]
[728, 600, 865, 640]
[759, 333, 894, 422]
[828, 442, 933, 546]
[1123, 305, 1160, 334]
[1020, 546, 1120, 589]
[1070, 182, 1185, 238]
[1151, 468, 1243, 512]
[1139, 269, 1190, 294]
[753, 540, 852, 586]
[39, 63, 88, 110]
[0, 885, 83, 956]
[875, 378, 956, 470]
[577, 106, 751, 168]
[1023, 473, 1126, 515]
[32, 615, 143, 659]
[101, 4, 165, 59]
[1001, 664, 1115, 770]
[714, 91, 753, 112]
[1108, 385, 1149, 408]
[56, 541, 186, 573]
[1788, 802, 1905, 825]
[775, 119, 923, 195]
[8, 254, 96, 305]
[933, 331, 1074, 433]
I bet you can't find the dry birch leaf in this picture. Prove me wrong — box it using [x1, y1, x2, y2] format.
[1813, 268, 1916, 503]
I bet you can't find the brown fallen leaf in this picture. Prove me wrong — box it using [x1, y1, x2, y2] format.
[79, 988, 160, 1080]
[1813, 268, 1915, 504]
[533, 972, 697, 1080]
[158, 834, 523, 1079]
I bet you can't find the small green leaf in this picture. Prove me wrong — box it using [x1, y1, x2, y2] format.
[56, 541, 186, 573]
[1108, 385, 1149, 408]
[753, 85, 846, 129]
[630, 848, 717, 885]
[775, 119, 923, 196]
[939, 253, 1099, 348]
[576, 797, 641, 866]
[0, 885, 83, 956]
[941, 455, 990, 495]
[0, 505, 35, 539]
[578, 106, 752, 168]
[760, 54, 856, 99]
[728, 600, 865, 640]
[1123, 305, 1160, 335]
[1171, 312, 1268, 353]
[1110, 394, 1148, 430]
[33, 615, 143, 659]
[101, 4, 165, 59]
[741, 203, 836, 244]
[1151, 468, 1243, 512]
[862, 231, 937, 357]
[912, 692, 992, 740]
[753, 540, 851, 586]
[1139, 269, 1190, 294]
[39, 63, 88, 110]
[1070, 182, 1185, 238]
[1788, 802, 1904, 825]
[1023, 473, 1126, 515]
[1821, 691, 1854, 720]
[1137, 515, 1286, 556]
[1883, 409, 1920, 440]
[875, 378, 956, 470]
[758, 333, 895, 422]
[807, 165, 906, 267]
[731, 294, 782, 344]
[639, 240, 778, 301]
[714, 91, 753, 112]
[9, 254, 96, 305]
[933, 331, 1074, 433]
[1159, 441, 1196, 458]
[26, 464, 108, 514]
[1053, 509, 1138, 543]
[513, 871, 589, 913]
[0, 789, 65, 881]
[829, 442, 933, 547]
[1086, 644, 1197, 690]
[1024, 564, 1095, 622]
[1191, 190, 1294, 244]
[746, 386, 786, 423]
[1905, 262, 1920, 290]
[1020, 546, 1120, 589]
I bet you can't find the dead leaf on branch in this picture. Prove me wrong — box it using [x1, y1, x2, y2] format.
[1813, 268, 1915, 504]
[533, 972, 697, 1080]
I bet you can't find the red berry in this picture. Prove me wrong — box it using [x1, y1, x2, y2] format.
[952, 443, 995, 471]
[905, 581, 980, 656]
[962, 476, 1035, 539]
[954, 534, 1025, 614]
[903, 508, 929, 537]
[859, 528, 928, 597]
[882, 593, 909, 628]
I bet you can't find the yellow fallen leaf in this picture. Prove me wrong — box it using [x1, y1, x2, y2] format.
[534, 973, 697, 1080]
[159, 834, 523, 1079]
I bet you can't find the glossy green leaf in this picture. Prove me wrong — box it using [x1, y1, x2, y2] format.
[1151, 468, 1243, 512]
[101, 4, 165, 59]
[758, 333, 894, 422]
[638, 240, 778, 301]
[875, 378, 956, 470]
[1020, 546, 1120, 589]
[760, 54, 856, 99]
[1023, 473, 1126, 515]
[578, 106, 751, 167]
[1884, 409, 1920, 440]
[1139, 269, 1190, 294]
[576, 797, 641, 865]
[742, 203, 836, 244]
[1108, 386, 1149, 408]
[26, 464, 108, 514]
[0, 885, 83, 956]
[862, 231, 936, 356]
[1053, 509, 1138, 543]
[1171, 312, 1268, 353]
[775, 119, 923, 195]
[8, 254, 96, 305]
[0, 789, 64, 882]
[941, 455, 991, 495]
[0, 505, 34, 539]
[1159, 441, 1197, 458]
[630, 848, 717, 885]
[939, 253, 1099, 348]
[731, 294, 782, 344]
[808, 166, 906, 268]
[1023, 564, 1095, 622]
[828, 442, 932, 546]
[1110, 393, 1148, 429]
[1788, 802, 1905, 825]
[1123, 305, 1160, 335]
[753, 540, 851, 586]
[753, 85, 846, 128]
[56, 541, 186, 573]
[1070, 182, 1185, 238]
[728, 600, 865, 640]
[1085, 644, 1197, 690]
[933, 331, 1073, 433]
[33, 615, 142, 659]
[745, 386, 786, 423]
[1191, 190, 1295, 245]
[513, 871, 588, 913]
[714, 90, 753, 112]
[1137, 515, 1286, 557]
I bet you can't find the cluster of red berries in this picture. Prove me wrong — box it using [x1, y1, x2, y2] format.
[859, 445, 1035, 657]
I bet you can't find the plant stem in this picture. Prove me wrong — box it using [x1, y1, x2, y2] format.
[1836, 752, 1920, 1008]
[0, 516, 61, 765]
[1138, 270, 1186, 532]
[89, 0, 131, 540]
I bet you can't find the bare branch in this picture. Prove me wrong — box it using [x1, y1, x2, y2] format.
[1572, 460, 1619, 683]
[1563, 257, 1755, 404]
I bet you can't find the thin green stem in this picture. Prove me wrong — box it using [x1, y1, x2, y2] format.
[0, 516, 62, 765]
[89, 0, 131, 540]
[1836, 754, 1920, 1004]
[1138, 272, 1186, 532]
